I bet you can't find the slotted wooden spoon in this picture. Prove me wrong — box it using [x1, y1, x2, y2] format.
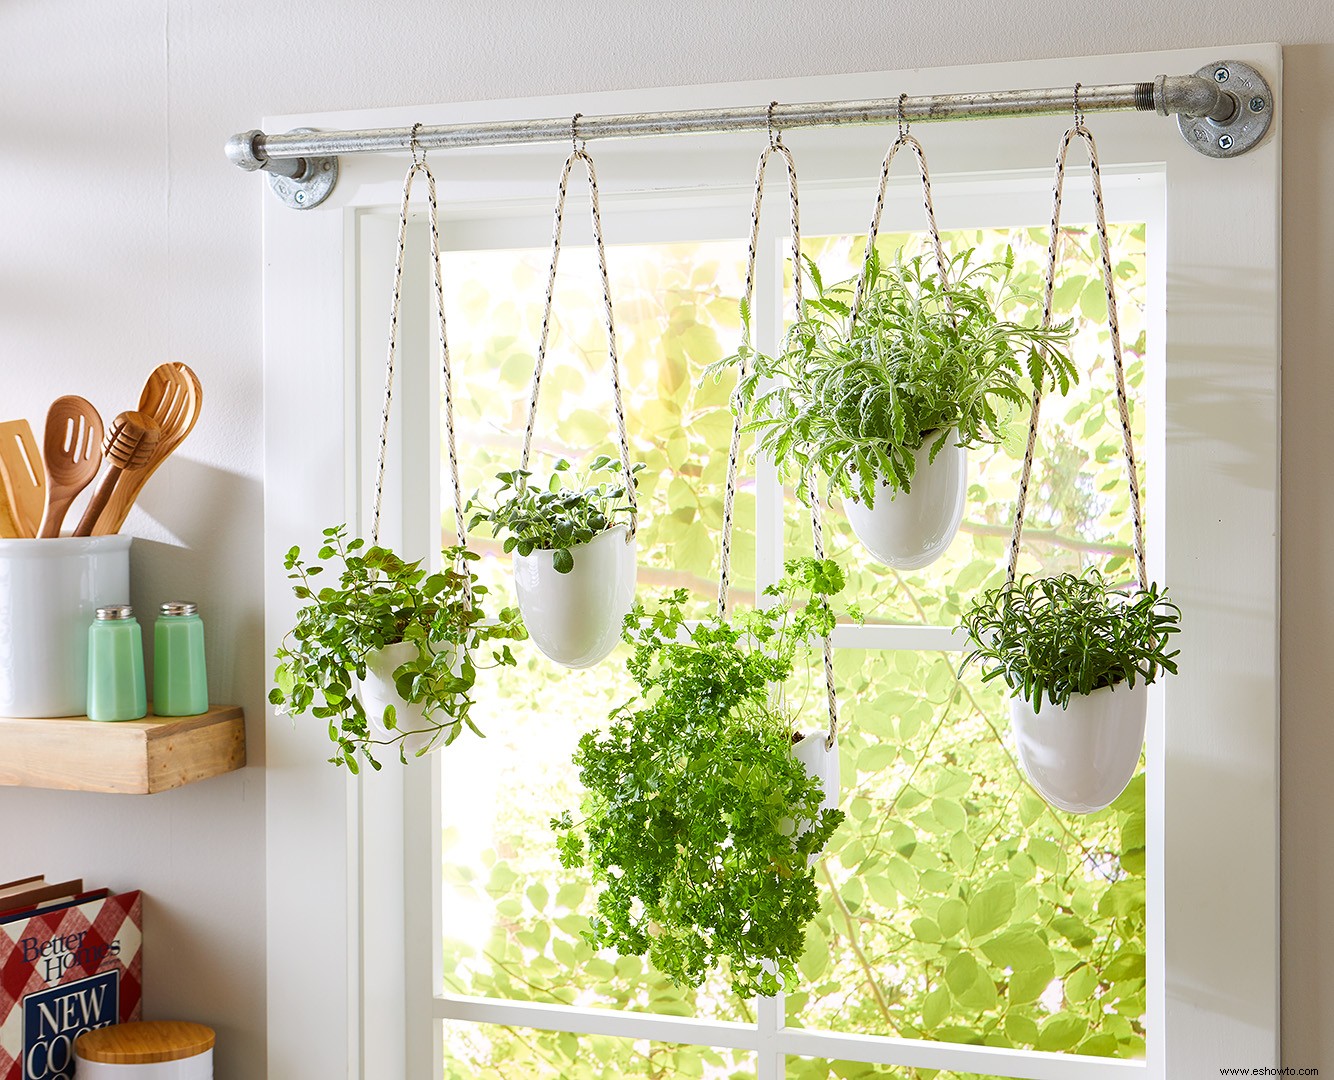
[0, 419, 47, 539]
[73, 412, 161, 537]
[92, 362, 202, 535]
[39, 396, 104, 538]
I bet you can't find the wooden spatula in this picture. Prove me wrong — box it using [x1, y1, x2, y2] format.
[92, 363, 202, 535]
[39, 396, 104, 538]
[0, 419, 46, 539]
[73, 412, 161, 537]
[0, 495, 20, 538]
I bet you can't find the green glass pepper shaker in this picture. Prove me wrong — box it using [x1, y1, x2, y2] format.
[154, 601, 209, 717]
[87, 605, 147, 722]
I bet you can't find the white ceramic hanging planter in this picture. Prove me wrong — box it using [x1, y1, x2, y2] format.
[357, 639, 460, 756]
[843, 427, 967, 570]
[513, 524, 637, 669]
[786, 729, 841, 861]
[1010, 679, 1148, 814]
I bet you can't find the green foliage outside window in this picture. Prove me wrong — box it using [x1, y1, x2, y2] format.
[435, 223, 1150, 1079]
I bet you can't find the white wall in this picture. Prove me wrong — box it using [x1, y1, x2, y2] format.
[0, 2, 1328, 1076]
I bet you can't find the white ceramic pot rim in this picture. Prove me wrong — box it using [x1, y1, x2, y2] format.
[530, 522, 634, 559]
[0, 534, 133, 557]
[846, 427, 961, 503]
[1021, 677, 1142, 712]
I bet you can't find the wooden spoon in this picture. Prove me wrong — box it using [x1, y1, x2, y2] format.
[73, 412, 161, 537]
[0, 419, 46, 539]
[92, 363, 202, 535]
[38, 396, 104, 538]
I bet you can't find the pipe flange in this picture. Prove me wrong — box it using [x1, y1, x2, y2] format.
[1178, 61, 1273, 159]
[267, 129, 339, 210]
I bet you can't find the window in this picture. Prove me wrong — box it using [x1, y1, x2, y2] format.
[262, 45, 1279, 1080]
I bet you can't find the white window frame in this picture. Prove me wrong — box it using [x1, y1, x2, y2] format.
[261, 43, 1280, 1080]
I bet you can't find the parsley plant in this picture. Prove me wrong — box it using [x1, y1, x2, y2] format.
[553, 557, 849, 996]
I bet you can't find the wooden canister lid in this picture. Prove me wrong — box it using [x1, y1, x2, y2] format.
[76, 1021, 215, 1064]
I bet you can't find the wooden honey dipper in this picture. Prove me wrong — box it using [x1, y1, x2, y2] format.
[73, 411, 162, 537]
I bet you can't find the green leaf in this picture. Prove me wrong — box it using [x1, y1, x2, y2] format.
[857, 744, 897, 773]
[911, 917, 943, 943]
[1050, 914, 1095, 948]
[966, 876, 1016, 938]
[980, 927, 1051, 973]
[885, 858, 920, 900]
[945, 951, 980, 997]
[1005, 1012, 1040, 1046]
[1064, 963, 1098, 1003]
[921, 986, 950, 1028]
[1037, 1013, 1089, 1053]
[932, 797, 966, 832]
[799, 930, 830, 983]
[936, 896, 967, 938]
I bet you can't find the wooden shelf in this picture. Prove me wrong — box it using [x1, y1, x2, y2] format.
[0, 704, 246, 794]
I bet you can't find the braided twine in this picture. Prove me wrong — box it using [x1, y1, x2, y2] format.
[849, 95, 956, 328]
[518, 116, 637, 537]
[717, 106, 839, 749]
[1005, 90, 1147, 587]
[370, 134, 471, 603]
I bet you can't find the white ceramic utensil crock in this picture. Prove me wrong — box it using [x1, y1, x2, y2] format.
[513, 524, 636, 669]
[843, 428, 967, 571]
[1011, 678, 1148, 814]
[0, 535, 131, 717]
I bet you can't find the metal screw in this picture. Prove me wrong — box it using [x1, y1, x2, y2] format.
[1214, 67, 1230, 83]
[294, 190, 306, 204]
[1218, 134, 1235, 150]
[1249, 96, 1266, 113]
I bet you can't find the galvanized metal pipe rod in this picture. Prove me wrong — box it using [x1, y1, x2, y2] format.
[229, 75, 1232, 170]
[231, 64, 1273, 208]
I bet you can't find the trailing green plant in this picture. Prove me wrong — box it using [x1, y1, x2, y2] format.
[552, 557, 851, 996]
[270, 525, 526, 770]
[960, 568, 1181, 711]
[709, 247, 1076, 507]
[467, 456, 642, 574]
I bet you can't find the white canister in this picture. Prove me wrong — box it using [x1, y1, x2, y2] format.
[75, 1021, 214, 1079]
[0, 535, 131, 717]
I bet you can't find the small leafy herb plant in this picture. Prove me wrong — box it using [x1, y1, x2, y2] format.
[960, 568, 1181, 711]
[712, 248, 1076, 507]
[467, 456, 641, 574]
[553, 558, 849, 997]
[270, 525, 526, 770]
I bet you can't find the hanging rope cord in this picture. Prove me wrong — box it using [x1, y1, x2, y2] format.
[717, 105, 840, 750]
[518, 116, 637, 536]
[1005, 89, 1147, 587]
[370, 131, 470, 603]
[849, 97, 956, 328]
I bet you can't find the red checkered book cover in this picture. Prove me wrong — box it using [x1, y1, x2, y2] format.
[0, 891, 142, 1080]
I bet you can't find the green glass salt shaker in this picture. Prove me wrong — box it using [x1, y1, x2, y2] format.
[87, 605, 147, 722]
[154, 601, 209, 716]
